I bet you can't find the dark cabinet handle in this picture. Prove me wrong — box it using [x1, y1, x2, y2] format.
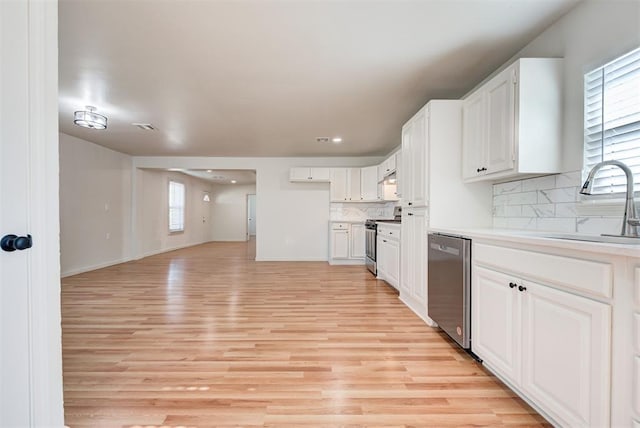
[383, 239, 387, 243]
[408, 202, 413, 206]
[518, 285, 527, 292]
[407, 213, 414, 216]
[509, 282, 517, 289]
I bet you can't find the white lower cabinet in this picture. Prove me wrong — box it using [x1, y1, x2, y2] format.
[473, 263, 611, 427]
[329, 222, 365, 265]
[376, 223, 400, 289]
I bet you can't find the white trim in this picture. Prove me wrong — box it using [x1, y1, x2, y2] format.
[61, 257, 132, 278]
[137, 241, 211, 260]
[328, 259, 365, 265]
[256, 257, 329, 262]
[24, 0, 64, 424]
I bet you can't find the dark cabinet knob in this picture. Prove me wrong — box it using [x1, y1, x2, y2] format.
[518, 285, 527, 292]
[509, 282, 517, 289]
[408, 202, 413, 206]
[1, 234, 33, 252]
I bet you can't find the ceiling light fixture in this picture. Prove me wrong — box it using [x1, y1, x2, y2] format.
[207, 170, 213, 173]
[231, 180, 237, 184]
[332, 137, 343, 143]
[74, 106, 107, 130]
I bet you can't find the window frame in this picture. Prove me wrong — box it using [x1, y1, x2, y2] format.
[580, 47, 640, 199]
[168, 180, 186, 233]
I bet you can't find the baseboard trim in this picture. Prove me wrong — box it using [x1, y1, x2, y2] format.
[61, 257, 132, 278]
[136, 241, 210, 260]
[255, 257, 328, 262]
[328, 259, 366, 266]
[398, 294, 436, 326]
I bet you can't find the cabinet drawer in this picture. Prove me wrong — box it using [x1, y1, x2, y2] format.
[377, 225, 400, 240]
[331, 223, 350, 230]
[474, 243, 612, 299]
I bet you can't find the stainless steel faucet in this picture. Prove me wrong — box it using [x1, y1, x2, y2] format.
[580, 160, 639, 237]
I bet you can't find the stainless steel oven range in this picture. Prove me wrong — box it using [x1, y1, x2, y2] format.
[365, 220, 377, 275]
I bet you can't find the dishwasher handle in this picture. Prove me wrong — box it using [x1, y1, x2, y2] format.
[429, 242, 460, 256]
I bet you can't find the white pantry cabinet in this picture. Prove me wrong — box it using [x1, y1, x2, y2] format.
[462, 58, 563, 182]
[376, 223, 400, 289]
[401, 108, 427, 208]
[289, 167, 331, 182]
[473, 243, 611, 427]
[329, 222, 365, 265]
[399, 208, 429, 322]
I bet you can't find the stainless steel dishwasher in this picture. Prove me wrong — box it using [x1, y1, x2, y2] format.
[427, 233, 471, 349]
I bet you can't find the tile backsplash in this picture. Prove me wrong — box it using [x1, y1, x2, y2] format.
[330, 202, 397, 221]
[492, 171, 622, 235]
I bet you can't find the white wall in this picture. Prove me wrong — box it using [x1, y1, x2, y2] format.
[210, 183, 256, 241]
[59, 133, 132, 276]
[135, 169, 213, 257]
[133, 156, 383, 261]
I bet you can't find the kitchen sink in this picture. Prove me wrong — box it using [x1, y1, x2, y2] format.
[539, 233, 640, 245]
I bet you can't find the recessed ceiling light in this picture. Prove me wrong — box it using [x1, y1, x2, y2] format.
[332, 137, 343, 143]
[132, 123, 155, 131]
[231, 180, 237, 184]
[206, 170, 212, 173]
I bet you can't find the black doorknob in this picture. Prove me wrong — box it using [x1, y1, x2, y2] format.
[1, 234, 33, 252]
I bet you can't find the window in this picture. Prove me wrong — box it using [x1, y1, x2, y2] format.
[168, 181, 185, 232]
[584, 46, 640, 195]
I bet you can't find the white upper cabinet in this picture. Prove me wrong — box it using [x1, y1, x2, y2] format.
[462, 58, 563, 182]
[289, 167, 331, 182]
[401, 105, 428, 208]
[330, 168, 349, 201]
[360, 166, 379, 201]
[348, 168, 362, 201]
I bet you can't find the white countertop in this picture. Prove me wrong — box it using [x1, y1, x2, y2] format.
[428, 227, 640, 258]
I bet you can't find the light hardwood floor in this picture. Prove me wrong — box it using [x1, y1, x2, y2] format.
[62, 241, 549, 427]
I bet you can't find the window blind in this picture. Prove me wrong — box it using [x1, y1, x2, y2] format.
[169, 181, 185, 232]
[584, 46, 640, 194]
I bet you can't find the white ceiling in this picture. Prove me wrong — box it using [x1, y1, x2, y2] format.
[58, 0, 580, 157]
[177, 169, 257, 185]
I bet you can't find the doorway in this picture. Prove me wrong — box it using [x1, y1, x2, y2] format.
[247, 194, 256, 241]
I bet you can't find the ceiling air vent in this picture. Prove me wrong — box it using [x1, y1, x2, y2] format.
[316, 137, 330, 143]
[132, 123, 156, 131]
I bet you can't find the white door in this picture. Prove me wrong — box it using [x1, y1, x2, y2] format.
[386, 239, 400, 288]
[247, 194, 256, 237]
[331, 229, 350, 259]
[349, 224, 366, 259]
[360, 166, 378, 201]
[485, 66, 516, 175]
[410, 108, 427, 208]
[329, 168, 348, 202]
[462, 91, 486, 179]
[1, 1, 64, 426]
[520, 280, 611, 427]
[400, 211, 413, 295]
[401, 122, 413, 207]
[471, 266, 521, 385]
[411, 210, 427, 302]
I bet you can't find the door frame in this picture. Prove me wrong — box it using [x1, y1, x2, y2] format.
[246, 193, 256, 241]
[1, 0, 64, 424]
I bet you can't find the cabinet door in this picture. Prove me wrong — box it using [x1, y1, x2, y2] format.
[386, 239, 400, 288]
[411, 109, 427, 207]
[377, 236, 387, 277]
[472, 266, 521, 384]
[400, 212, 413, 294]
[360, 166, 379, 201]
[462, 91, 486, 180]
[411, 211, 426, 301]
[485, 66, 516, 175]
[348, 168, 361, 201]
[331, 229, 350, 259]
[395, 151, 402, 198]
[310, 167, 330, 182]
[350, 223, 366, 258]
[401, 122, 413, 207]
[290, 167, 312, 181]
[521, 281, 611, 427]
[330, 168, 348, 202]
